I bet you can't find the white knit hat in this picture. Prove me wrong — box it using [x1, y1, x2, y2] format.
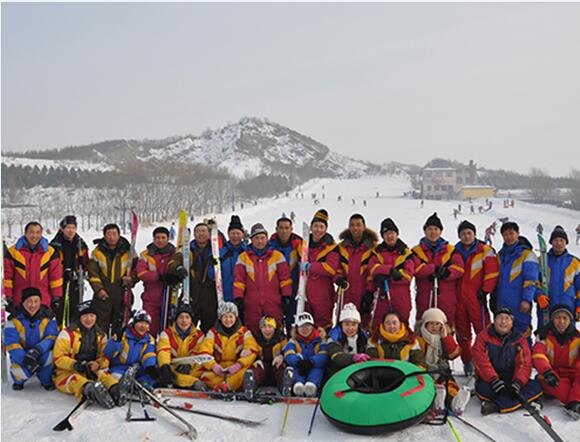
[295, 312, 315, 327]
[339, 303, 361, 323]
[421, 307, 447, 325]
[217, 301, 238, 318]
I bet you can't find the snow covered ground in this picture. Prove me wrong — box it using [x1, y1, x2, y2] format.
[2, 174, 579, 441]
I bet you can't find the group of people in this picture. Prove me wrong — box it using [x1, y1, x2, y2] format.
[3, 209, 579, 418]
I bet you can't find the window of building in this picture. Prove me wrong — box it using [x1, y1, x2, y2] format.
[434, 185, 440, 191]
[427, 185, 431, 191]
[446, 171, 453, 177]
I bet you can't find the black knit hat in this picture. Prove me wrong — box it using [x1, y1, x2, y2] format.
[494, 307, 514, 319]
[549, 225, 568, 244]
[550, 304, 574, 322]
[423, 212, 443, 231]
[60, 215, 77, 229]
[153, 226, 170, 237]
[457, 220, 476, 236]
[77, 300, 97, 317]
[21, 287, 42, 304]
[500, 221, 519, 234]
[380, 218, 399, 235]
[311, 209, 329, 227]
[174, 303, 194, 321]
[228, 215, 244, 232]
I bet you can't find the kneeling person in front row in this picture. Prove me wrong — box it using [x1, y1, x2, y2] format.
[54, 301, 130, 408]
[4, 287, 57, 391]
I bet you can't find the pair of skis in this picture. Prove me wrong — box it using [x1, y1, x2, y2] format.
[121, 211, 139, 330]
[537, 224, 550, 327]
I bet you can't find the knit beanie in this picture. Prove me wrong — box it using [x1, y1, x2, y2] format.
[228, 215, 244, 233]
[457, 220, 476, 236]
[339, 303, 361, 323]
[421, 308, 447, 325]
[380, 218, 399, 235]
[423, 212, 443, 231]
[311, 209, 329, 227]
[549, 225, 568, 244]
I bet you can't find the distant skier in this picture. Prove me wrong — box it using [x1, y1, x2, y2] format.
[169, 222, 176, 241]
[363, 200, 367, 207]
[290, 211, 296, 223]
[421, 199, 424, 208]
[575, 224, 580, 245]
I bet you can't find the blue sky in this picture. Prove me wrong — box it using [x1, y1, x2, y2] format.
[2, 2, 579, 176]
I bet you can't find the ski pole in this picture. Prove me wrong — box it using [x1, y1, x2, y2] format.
[383, 280, 391, 310]
[307, 395, 321, 436]
[281, 399, 291, 435]
[447, 418, 461, 442]
[515, 392, 564, 442]
[481, 303, 487, 329]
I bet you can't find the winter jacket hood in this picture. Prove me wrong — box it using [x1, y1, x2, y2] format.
[339, 228, 379, 249]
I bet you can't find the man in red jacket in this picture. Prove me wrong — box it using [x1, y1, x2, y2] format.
[533, 305, 580, 416]
[4, 221, 63, 313]
[413, 213, 464, 328]
[234, 223, 292, 336]
[338, 214, 379, 326]
[367, 218, 415, 329]
[473, 307, 543, 415]
[136, 226, 177, 336]
[454, 220, 499, 376]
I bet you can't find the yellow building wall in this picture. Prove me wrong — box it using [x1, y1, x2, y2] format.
[461, 187, 495, 200]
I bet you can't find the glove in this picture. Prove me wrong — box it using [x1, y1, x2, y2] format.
[510, 381, 522, 397]
[50, 297, 61, 314]
[144, 366, 159, 380]
[373, 274, 388, 285]
[23, 347, 41, 373]
[159, 364, 176, 384]
[211, 364, 224, 376]
[536, 295, 550, 310]
[543, 370, 560, 388]
[159, 273, 183, 286]
[490, 378, 507, 395]
[63, 268, 74, 281]
[5, 298, 15, 314]
[175, 266, 188, 280]
[391, 268, 403, 281]
[226, 362, 242, 375]
[477, 289, 488, 302]
[352, 353, 371, 363]
[73, 360, 90, 376]
[296, 359, 314, 377]
[335, 277, 348, 289]
[175, 364, 191, 374]
[360, 291, 374, 314]
[282, 296, 292, 309]
[234, 298, 245, 320]
[436, 266, 451, 280]
[300, 262, 310, 273]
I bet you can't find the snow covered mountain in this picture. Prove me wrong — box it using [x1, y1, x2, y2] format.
[2, 117, 392, 180]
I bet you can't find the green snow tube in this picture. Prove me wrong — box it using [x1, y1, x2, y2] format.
[320, 360, 435, 435]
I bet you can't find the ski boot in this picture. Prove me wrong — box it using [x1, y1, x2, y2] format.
[243, 369, 255, 401]
[480, 400, 498, 416]
[293, 382, 305, 397]
[282, 366, 294, 397]
[451, 387, 471, 416]
[304, 382, 318, 398]
[564, 401, 580, 420]
[191, 380, 209, 392]
[434, 384, 446, 414]
[83, 381, 116, 409]
[115, 364, 138, 406]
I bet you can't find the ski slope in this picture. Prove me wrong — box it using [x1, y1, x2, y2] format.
[2, 174, 579, 442]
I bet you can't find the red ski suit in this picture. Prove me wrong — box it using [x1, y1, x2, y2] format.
[4, 236, 63, 307]
[412, 238, 464, 327]
[454, 240, 499, 363]
[136, 243, 176, 336]
[304, 233, 340, 329]
[366, 239, 415, 329]
[337, 229, 378, 325]
[532, 325, 580, 406]
[234, 246, 292, 336]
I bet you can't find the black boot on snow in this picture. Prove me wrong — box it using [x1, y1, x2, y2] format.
[109, 384, 121, 407]
[480, 400, 499, 416]
[116, 365, 138, 406]
[243, 369, 255, 400]
[282, 367, 294, 397]
[83, 382, 115, 409]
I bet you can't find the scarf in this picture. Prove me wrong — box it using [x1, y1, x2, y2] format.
[420, 323, 443, 369]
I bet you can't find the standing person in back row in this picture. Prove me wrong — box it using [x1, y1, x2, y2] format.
[412, 213, 464, 329]
[88, 223, 135, 335]
[494, 222, 539, 338]
[168, 222, 218, 333]
[269, 217, 303, 334]
[303, 209, 340, 330]
[234, 223, 293, 336]
[454, 220, 499, 377]
[50, 215, 89, 327]
[337, 214, 379, 325]
[366, 218, 415, 329]
[136, 226, 177, 337]
[4, 221, 63, 314]
[535, 226, 580, 322]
